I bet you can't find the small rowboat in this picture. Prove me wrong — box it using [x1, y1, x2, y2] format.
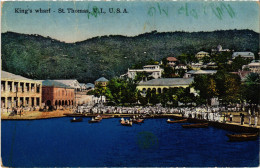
[182, 123, 208, 128]
[70, 118, 83, 122]
[226, 133, 259, 142]
[88, 117, 102, 123]
[167, 119, 187, 123]
[133, 119, 144, 124]
[121, 121, 132, 126]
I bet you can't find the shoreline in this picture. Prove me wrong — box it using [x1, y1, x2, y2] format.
[2, 112, 259, 133]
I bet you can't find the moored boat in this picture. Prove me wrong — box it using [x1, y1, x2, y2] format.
[70, 118, 83, 122]
[182, 123, 208, 128]
[167, 119, 187, 123]
[132, 119, 144, 124]
[88, 117, 101, 123]
[226, 133, 259, 142]
[121, 119, 132, 126]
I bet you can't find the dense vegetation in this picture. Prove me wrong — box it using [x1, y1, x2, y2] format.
[2, 29, 259, 83]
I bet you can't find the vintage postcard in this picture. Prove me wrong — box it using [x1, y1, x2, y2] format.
[1, 0, 260, 167]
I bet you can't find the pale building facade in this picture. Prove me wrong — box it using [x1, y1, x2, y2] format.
[1, 71, 42, 109]
[127, 65, 163, 79]
[137, 78, 194, 94]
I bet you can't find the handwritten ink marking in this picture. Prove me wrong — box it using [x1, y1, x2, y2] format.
[137, 131, 158, 149]
[178, 3, 198, 19]
[148, 3, 168, 17]
[210, 2, 235, 20]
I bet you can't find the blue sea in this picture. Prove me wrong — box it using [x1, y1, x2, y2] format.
[1, 117, 259, 167]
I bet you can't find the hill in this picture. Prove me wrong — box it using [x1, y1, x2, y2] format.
[1, 29, 259, 83]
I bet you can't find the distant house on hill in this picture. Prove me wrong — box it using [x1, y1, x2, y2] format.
[195, 51, 210, 60]
[184, 70, 217, 78]
[211, 44, 230, 53]
[232, 52, 255, 59]
[95, 77, 109, 87]
[242, 61, 260, 74]
[126, 65, 163, 80]
[166, 57, 178, 67]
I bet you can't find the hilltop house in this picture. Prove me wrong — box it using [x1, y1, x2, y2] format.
[126, 65, 163, 80]
[184, 70, 217, 78]
[232, 52, 255, 60]
[195, 51, 210, 60]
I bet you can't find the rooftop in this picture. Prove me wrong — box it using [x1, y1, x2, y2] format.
[138, 78, 194, 86]
[186, 70, 217, 74]
[42, 80, 73, 88]
[95, 77, 109, 82]
[167, 57, 178, 62]
[1, 70, 40, 83]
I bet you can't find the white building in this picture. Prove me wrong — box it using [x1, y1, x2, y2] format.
[127, 65, 163, 79]
[242, 60, 260, 74]
[195, 51, 210, 60]
[212, 45, 230, 53]
[184, 70, 217, 78]
[232, 52, 255, 59]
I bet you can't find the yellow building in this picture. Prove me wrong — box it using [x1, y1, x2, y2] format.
[195, 51, 210, 60]
[95, 77, 109, 87]
[1, 71, 42, 109]
[137, 78, 194, 93]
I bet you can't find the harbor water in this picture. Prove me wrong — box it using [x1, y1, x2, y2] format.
[1, 117, 259, 167]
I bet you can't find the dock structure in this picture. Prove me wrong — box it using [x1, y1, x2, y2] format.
[1, 71, 42, 110]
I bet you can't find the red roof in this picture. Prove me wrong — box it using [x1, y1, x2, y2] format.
[167, 57, 178, 62]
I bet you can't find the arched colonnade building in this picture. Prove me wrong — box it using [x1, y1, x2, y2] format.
[137, 78, 195, 93]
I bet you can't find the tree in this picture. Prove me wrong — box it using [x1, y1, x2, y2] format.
[192, 75, 217, 105]
[242, 73, 260, 113]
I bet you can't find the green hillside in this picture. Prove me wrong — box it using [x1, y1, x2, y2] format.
[1, 29, 259, 83]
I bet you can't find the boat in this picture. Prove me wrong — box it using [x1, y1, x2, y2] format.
[182, 123, 208, 128]
[132, 119, 144, 124]
[167, 119, 187, 123]
[70, 118, 83, 122]
[226, 133, 259, 142]
[88, 117, 101, 123]
[121, 119, 132, 126]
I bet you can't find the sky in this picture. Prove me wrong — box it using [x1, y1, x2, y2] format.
[1, 1, 259, 43]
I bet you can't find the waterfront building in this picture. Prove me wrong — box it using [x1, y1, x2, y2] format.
[127, 65, 163, 80]
[195, 51, 210, 60]
[53, 79, 81, 91]
[1, 70, 42, 109]
[137, 78, 194, 94]
[232, 52, 255, 60]
[242, 61, 260, 74]
[184, 70, 217, 78]
[41, 80, 75, 108]
[86, 83, 95, 90]
[95, 77, 109, 87]
[79, 83, 87, 91]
